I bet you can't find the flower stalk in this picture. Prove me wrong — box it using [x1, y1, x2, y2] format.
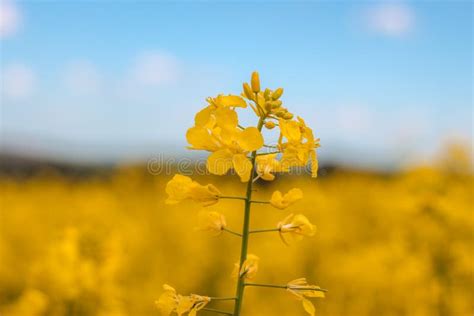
[233, 115, 265, 316]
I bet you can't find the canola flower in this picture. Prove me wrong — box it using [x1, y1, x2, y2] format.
[155, 284, 211, 316]
[165, 174, 221, 206]
[270, 188, 304, 209]
[161, 72, 324, 316]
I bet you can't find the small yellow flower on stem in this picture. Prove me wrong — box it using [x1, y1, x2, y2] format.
[270, 188, 303, 209]
[232, 254, 259, 280]
[287, 278, 325, 316]
[155, 284, 178, 315]
[277, 214, 316, 244]
[255, 154, 289, 181]
[165, 174, 221, 206]
[155, 284, 211, 316]
[186, 106, 264, 182]
[196, 210, 226, 236]
[279, 116, 320, 177]
[176, 294, 211, 316]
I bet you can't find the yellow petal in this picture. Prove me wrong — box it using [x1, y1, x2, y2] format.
[165, 174, 193, 205]
[302, 298, 315, 316]
[186, 127, 218, 151]
[206, 149, 233, 175]
[232, 154, 252, 182]
[194, 106, 213, 127]
[216, 95, 247, 108]
[215, 107, 238, 131]
[280, 119, 301, 142]
[237, 127, 264, 152]
[287, 188, 303, 201]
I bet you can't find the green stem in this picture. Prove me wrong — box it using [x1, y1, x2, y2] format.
[233, 110, 265, 316]
[249, 228, 280, 234]
[223, 228, 242, 237]
[209, 297, 237, 301]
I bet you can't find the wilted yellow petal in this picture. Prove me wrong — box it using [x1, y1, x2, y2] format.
[302, 298, 315, 316]
[270, 188, 303, 209]
[165, 175, 193, 205]
[155, 284, 177, 315]
[197, 210, 226, 235]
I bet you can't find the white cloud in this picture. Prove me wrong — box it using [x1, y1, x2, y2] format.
[131, 52, 180, 86]
[366, 3, 415, 37]
[1, 63, 36, 99]
[0, 0, 21, 39]
[63, 60, 102, 95]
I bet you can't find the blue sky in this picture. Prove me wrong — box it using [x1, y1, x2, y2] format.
[1, 1, 472, 167]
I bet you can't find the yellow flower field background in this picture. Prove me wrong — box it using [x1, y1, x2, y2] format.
[0, 144, 472, 316]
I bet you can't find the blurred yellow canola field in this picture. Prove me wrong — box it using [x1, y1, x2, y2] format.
[0, 147, 472, 316]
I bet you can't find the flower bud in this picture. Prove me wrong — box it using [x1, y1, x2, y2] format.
[264, 121, 276, 129]
[264, 88, 271, 100]
[283, 112, 294, 120]
[251, 71, 260, 93]
[271, 100, 282, 108]
[243, 83, 254, 100]
[272, 88, 283, 100]
[265, 101, 273, 111]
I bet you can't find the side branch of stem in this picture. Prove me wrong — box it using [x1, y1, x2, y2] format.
[249, 200, 270, 204]
[249, 228, 280, 234]
[219, 196, 247, 201]
[244, 283, 328, 292]
[223, 228, 242, 237]
[202, 308, 234, 315]
[209, 297, 237, 301]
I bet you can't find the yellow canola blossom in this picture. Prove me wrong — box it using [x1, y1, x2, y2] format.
[165, 174, 221, 206]
[255, 153, 289, 181]
[186, 105, 264, 182]
[270, 188, 303, 209]
[196, 210, 227, 236]
[155, 284, 210, 316]
[278, 214, 316, 245]
[279, 117, 320, 177]
[287, 278, 325, 316]
[232, 254, 260, 280]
